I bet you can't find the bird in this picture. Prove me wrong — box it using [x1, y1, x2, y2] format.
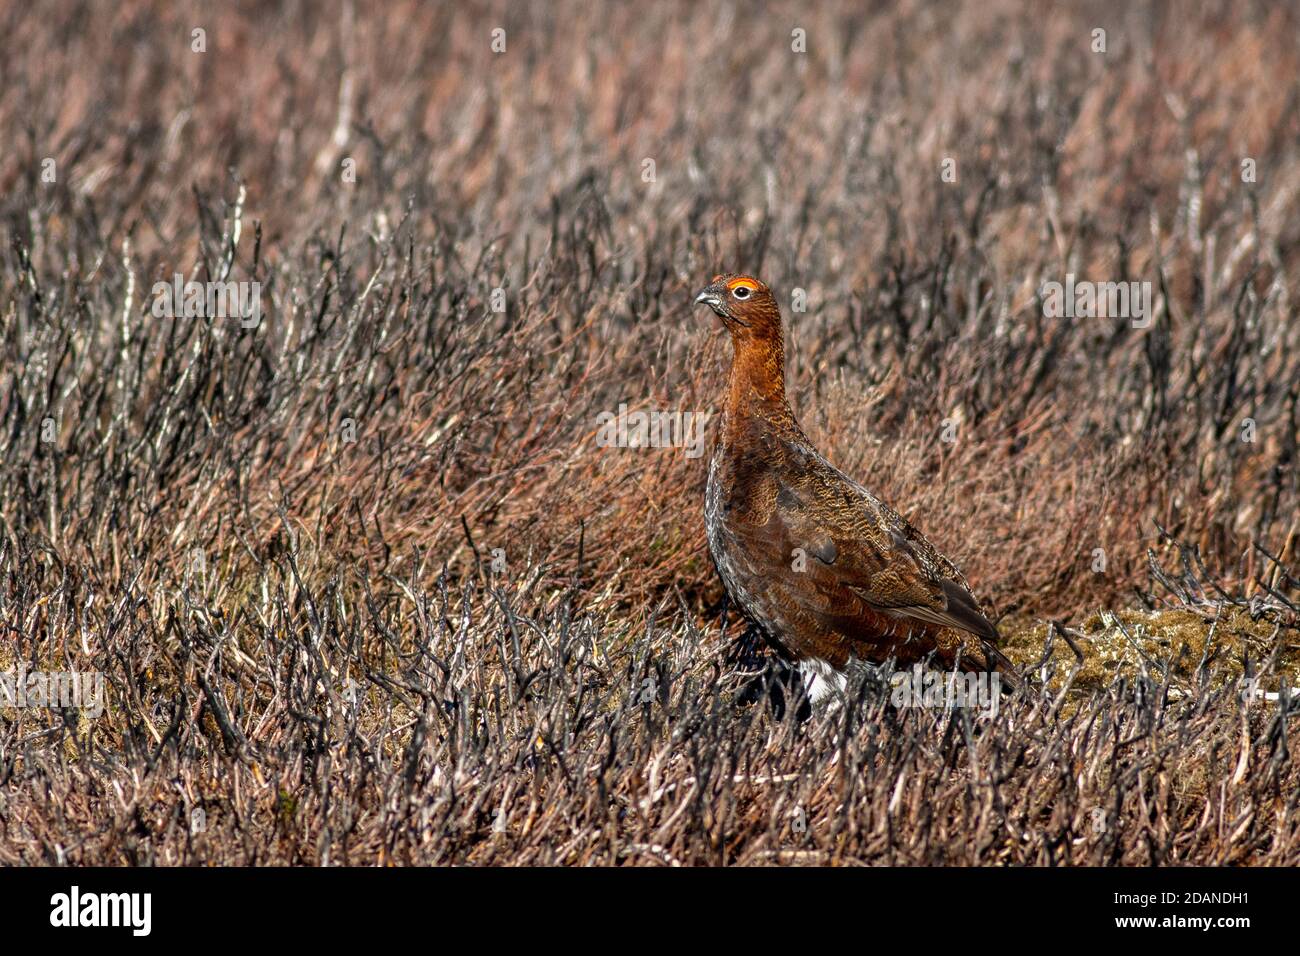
[694, 273, 1020, 707]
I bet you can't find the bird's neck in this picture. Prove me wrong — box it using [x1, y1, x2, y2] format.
[725, 335, 798, 432]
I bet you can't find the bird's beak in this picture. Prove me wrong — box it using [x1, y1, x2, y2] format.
[694, 287, 723, 311]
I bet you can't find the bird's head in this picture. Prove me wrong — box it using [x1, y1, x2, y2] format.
[693, 274, 782, 343]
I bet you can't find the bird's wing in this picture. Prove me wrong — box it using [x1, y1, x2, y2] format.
[748, 456, 1000, 645]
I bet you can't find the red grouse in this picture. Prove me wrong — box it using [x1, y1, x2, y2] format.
[694, 274, 1019, 706]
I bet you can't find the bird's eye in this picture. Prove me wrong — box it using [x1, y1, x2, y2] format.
[732, 286, 751, 300]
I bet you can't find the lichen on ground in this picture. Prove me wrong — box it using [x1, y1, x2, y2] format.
[999, 603, 1300, 696]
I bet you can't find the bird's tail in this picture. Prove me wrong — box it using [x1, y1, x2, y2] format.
[981, 642, 1026, 695]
